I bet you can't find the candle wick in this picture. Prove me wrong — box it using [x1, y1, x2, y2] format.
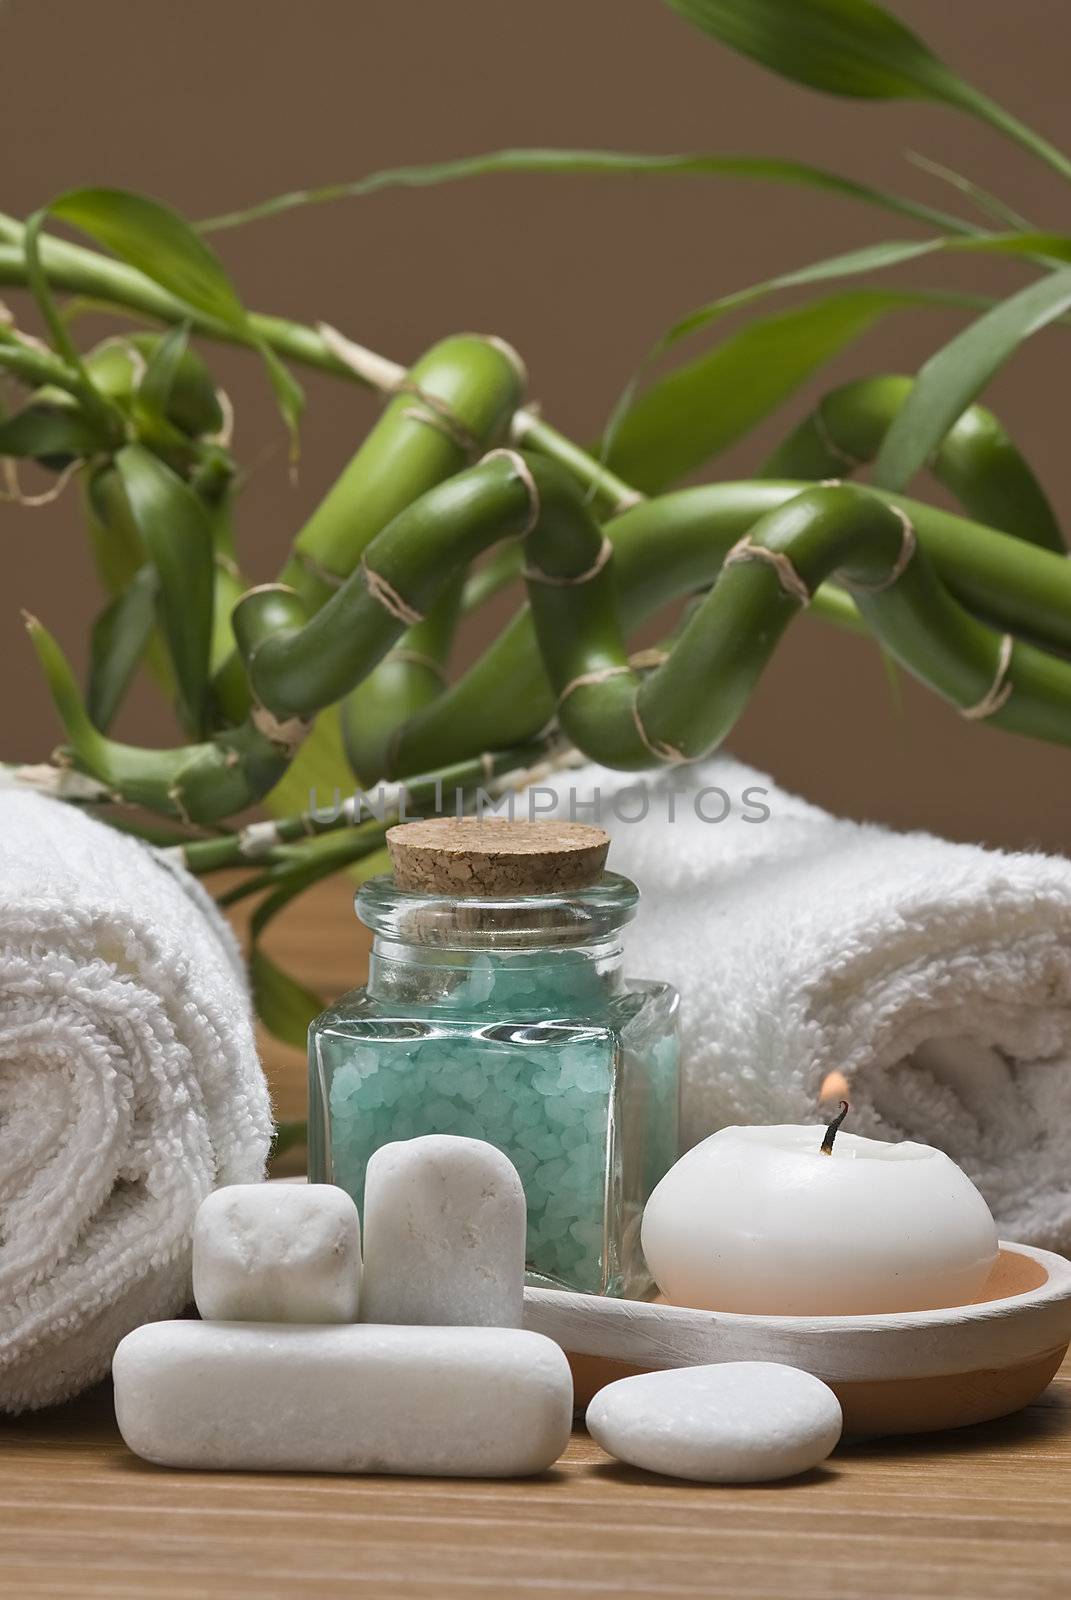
[820, 1100, 850, 1155]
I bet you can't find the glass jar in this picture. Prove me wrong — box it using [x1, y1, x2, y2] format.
[308, 824, 680, 1298]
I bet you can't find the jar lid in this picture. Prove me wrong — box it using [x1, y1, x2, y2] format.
[385, 819, 610, 896]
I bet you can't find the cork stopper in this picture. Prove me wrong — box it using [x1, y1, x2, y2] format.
[386, 819, 610, 896]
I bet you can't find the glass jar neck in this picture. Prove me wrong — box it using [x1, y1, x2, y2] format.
[366, 934, 626, 1012]
[356, 871, 638, 1014]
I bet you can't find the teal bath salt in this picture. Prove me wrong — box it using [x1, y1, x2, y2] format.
[308, 820, 680, 1297]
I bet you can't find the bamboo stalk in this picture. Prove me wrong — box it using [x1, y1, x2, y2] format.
[390, 476, 1071, 775]
[762, 376, 1065, 554]
[77, 461, 1071, 798]
[340, 578, 463, 784]
[511, 410, 643, 518]
[279, 334, 527, 609]
[32, 444, 1071, 820]
[167, 741, 567, 874]
[24, 611, 290, 822]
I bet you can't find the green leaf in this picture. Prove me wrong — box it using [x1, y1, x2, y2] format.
[250, 945, 323, 1050]
[114, 444, 215, 733]
[139, 335, 225, 439]
[39, 187, 303, 445]
[88, 332, 226, 438]
[198, 147, 971, 236]
[600, 229, 1069, 455]
[0, 404, 102, 462]
[246, 845, 336, 1047]
[600, 232, 1050, 465]
[87, 564, 159, 730]
[259, 343, 305, 453]
[130, 324, 206, 459]
[271, 1120, 308, 1158]
[24, 613, 113, 775]
[663, 0, 1071, 183]
[663, 0, 973, 103]
[136, 321, 192, 423]
[602, 289, 962, 492]
[904, 152, 1030, 233]
[49, 188, 248, 326]
[663, 231, 1071, 347]
[874, 268, 1071, 490]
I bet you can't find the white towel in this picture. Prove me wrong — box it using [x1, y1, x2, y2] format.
[0, 791, 272, 1412]
[537, 758, 1071, 1253]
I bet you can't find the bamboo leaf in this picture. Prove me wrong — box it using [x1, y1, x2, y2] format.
[198, 147, 972, 236]
[259, 344, 304, 453]
[663, 0, 976, 103]
[874, 268, 1071, 490]
[24, 613, 113, 774]
[41, 188, 303, 445]
[0, 405, 102, 462]
[247, 849, 334, 1047]
[49, 189, 248, 326]
[600, 230, 1069, 454]
[136, 321, 192, 423]
[131, 324, 207, 458]
[601, 233, 1048, 466]
[663, 0, 1071, 182]
[664, 231, 1071, 347]
[114, 444, 214, 733]
[904, 152, 1030, 233]
[140, 335, 224, 438]
[602, 288, 964, 492]
[249, 945, 323, 1050]
[271, 1120, 308, 1158]
[87, 564, 159, 730]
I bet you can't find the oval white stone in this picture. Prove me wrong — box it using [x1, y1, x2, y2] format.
[360, 1135, 526, 1327]
[114, 1320, 573, 1476]
[193, 1182, 361, 1323]
[586, 1362, 842, 1483]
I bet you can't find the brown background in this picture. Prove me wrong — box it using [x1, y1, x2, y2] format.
[1, 0, 1068, 851]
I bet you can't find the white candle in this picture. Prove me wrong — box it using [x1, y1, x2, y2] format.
[641, 1121, 999, 1316]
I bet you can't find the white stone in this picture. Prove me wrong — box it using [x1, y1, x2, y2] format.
[113, 1321, 572, 1476]
[360, 1136, 526, 1327]
[585, 1362, 843, 1483]
[193, 1183, 361, 1323]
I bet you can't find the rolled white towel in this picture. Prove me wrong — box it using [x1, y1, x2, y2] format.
[0, 791, 272, 1412]
[536, 758, 1071, 1253]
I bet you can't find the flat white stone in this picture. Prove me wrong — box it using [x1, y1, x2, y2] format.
[586, 1362, 842, 1483]
[360, 1136, 526, 1327]
[113, 1321, 572, 1476]
[193, 1183, 361, 1323]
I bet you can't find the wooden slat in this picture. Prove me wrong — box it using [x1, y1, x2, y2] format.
[1, 1370, 1069, 1598]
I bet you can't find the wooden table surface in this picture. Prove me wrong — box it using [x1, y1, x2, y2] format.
[2, 877, 1070, 1600]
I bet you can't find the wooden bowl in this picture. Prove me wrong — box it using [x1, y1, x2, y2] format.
[522, 1241, 1071, 1436]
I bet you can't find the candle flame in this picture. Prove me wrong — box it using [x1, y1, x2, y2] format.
[819, 1069, 849, 1104]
